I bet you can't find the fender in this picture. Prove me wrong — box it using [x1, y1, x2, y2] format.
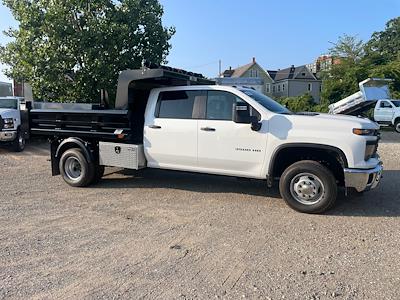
[51, 137, 94, 176]
[55, 137, 93, 161]
[268, 143, 349, 178]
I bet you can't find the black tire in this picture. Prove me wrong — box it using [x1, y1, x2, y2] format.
[279, 160, 337, 214]
[91, 165, 105, 184]
[395, 120, 400, 133]
[12, 130, 25, 152]
[59, 148, 94, 187]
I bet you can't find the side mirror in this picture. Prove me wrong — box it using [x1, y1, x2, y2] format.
[233, 105, 262, 131]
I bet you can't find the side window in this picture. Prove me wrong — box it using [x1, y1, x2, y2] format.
[157, 90, 202, 119]
[236, 97, 261, 121]
[205, 90, 261, 121]
[206, 91, 236, 120]
[380, 101, 392, 108]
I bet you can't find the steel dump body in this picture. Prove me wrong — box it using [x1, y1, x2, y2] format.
[29, 66, 215, 142]
[328, 78, 393, 115]
[30, 107, 131, 141]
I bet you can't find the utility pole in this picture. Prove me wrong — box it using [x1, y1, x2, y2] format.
[219, 59, 222, 77]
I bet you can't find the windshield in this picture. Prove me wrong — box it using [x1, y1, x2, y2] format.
[0, 99, 18, 109]
[392, 100, 400, 107]
[239, 89, 292, 114]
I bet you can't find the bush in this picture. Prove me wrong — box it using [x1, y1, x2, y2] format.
[277, 93, 329, 113]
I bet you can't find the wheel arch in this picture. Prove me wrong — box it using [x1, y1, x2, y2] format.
[52, 137, 94, 175]
[268, 143, 348, 186]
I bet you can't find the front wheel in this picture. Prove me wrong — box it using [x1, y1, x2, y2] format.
[59, 149, 94, 187]
[12, 131, 25, 152]
[279, 160, 337, 214]
[394, 120, 400, 133]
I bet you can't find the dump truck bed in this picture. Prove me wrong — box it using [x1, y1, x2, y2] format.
[328, 78, 393, 115]
[29, 64, 215, 142]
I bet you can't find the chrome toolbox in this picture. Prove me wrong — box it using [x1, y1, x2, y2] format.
[99, 142, 146, 169]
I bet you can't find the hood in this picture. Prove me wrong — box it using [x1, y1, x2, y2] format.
[0, 108, 18, 119]
[283, 112, 379, 131]
[313, 113, 379, 129]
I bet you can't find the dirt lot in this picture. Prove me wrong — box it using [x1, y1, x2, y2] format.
[1, 132, 400, 299]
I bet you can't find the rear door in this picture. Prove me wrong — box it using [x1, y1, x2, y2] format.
[197, 90, 267, 178]
[144, 90, 205, 170]
[375, 100, 394, 122]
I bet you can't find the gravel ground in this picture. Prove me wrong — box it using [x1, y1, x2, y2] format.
[0, 133, 400, 299]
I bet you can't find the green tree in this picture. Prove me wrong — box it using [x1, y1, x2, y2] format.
[0, 0, 175, 102]
[322, 17, 400, 105]
[277, 93, 325, 112]
[328, 34, 365, 63]
[365, 17, 400, 63]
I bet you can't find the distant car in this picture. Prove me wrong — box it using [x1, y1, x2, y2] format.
[374, 99, 400, 133]
[0, 97, 29, 151]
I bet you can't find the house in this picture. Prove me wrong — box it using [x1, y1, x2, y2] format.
[216, 58, 274, 94]
[267, 65, 322, 102]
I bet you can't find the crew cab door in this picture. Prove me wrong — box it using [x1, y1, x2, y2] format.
[197, 90, 267, 178]
[144, 90, 205, 170]
[374, 100, 394, 122]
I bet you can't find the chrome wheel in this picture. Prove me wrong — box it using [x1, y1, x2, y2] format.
[395, 122, 400, 133]
[64, 157, 82, 181]
[19, 135, 25, 149]
[290, 172, 325, 205]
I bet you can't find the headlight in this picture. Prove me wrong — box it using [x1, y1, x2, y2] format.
[3, 118, 14, 129]
[353, 128, 377, 136]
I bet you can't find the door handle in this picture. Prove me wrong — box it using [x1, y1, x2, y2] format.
[200, 127, 216, 132]
[149, 125, 162, 129]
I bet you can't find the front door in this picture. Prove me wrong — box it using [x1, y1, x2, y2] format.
[375, 100, 394, 122]
[144, 90, 205, 170]
[197, 90, 267, 178]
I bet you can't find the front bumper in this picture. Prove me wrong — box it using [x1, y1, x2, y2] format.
[0, 131, 17, 142]
[344, 162, 383, 192]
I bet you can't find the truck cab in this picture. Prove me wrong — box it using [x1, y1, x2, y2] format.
[374, 99, 400, 132]
[0, 97, 29, 151]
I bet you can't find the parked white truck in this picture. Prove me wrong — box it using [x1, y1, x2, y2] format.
[374, 99, 400, 132]
[29, 65, 383, 214]
[0, 97, 29, 151]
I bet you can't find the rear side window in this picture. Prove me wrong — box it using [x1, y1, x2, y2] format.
[157, 90, 201, 119]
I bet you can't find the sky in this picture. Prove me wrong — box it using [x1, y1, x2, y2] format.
[0, 0, 399, 83]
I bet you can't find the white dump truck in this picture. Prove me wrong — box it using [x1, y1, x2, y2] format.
[328, 78, 392, 115]
[328, 78, 400, 133]
[26, 64, 382, 214]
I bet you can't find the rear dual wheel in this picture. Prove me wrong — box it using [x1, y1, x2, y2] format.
[59, 149, 104, 187]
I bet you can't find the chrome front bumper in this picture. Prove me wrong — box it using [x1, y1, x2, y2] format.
[344, 162, 383, 192]
[0, 131, 17, 142]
